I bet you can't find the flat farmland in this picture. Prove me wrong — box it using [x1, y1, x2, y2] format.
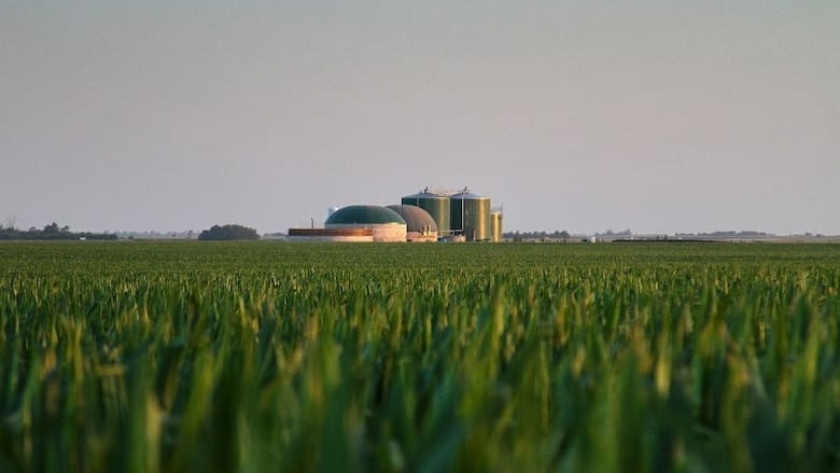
[1, 242, 839, 473]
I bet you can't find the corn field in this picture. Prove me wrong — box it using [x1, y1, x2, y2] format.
[1, 242, 839, 473]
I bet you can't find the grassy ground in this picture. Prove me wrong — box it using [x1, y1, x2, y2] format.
[0, 241, 839, 473]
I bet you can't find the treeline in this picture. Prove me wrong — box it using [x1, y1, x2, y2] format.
[675, 230, 771, 237]
[503, 230, 573, 241]
[0, 222, 117, 241]
[198, 224, 259, 241]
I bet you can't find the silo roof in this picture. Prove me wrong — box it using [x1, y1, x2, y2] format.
[325, 205, 407, 225]
[451, 191, 488, 200]
[386, 205, 438, 233]
[402, 191, 448, 200]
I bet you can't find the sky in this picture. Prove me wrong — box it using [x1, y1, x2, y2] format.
[1, 0, 838, 235]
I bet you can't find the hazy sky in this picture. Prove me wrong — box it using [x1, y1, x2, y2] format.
[2, 1, 838, 235]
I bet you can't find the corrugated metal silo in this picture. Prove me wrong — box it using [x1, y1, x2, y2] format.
[450, 190, 491, 241]
[490, 209, 503, 242]
[401, 189, 450, 236]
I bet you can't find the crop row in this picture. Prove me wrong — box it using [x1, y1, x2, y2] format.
[0, 242, 838, 472]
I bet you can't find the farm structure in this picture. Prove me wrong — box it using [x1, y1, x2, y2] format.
[288, 187, 502, 242]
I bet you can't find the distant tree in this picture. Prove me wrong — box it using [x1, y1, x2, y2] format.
[198, 224, 259, 241]
[0, 221, 114, 240]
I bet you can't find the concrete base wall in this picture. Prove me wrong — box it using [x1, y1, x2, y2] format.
[286, 235, 374, 242]
[326, 224, 407, 242]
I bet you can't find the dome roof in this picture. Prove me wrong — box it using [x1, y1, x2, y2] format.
[325, 205, 406, 225]
[386, 205, 438, 233]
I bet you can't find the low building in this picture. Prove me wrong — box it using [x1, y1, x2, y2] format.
[286, 228, 374, 242]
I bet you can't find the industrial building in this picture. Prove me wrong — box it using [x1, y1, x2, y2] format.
[287, 187, 502, 243]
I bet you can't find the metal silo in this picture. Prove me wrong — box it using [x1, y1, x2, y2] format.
[490, 209, 503, 242]
[401, 189, 450, 236]
[450, 190, 491, 241]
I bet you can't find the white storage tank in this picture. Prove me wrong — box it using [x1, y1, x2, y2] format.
[324, 205, 407, 242]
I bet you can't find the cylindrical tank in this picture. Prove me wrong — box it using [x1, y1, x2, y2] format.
[450, 191, 491, 241]
[401, 190, 450, 236]
[490, 210, 503, 242]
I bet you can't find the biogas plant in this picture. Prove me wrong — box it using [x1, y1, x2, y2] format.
[288, 187, 503, 243]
